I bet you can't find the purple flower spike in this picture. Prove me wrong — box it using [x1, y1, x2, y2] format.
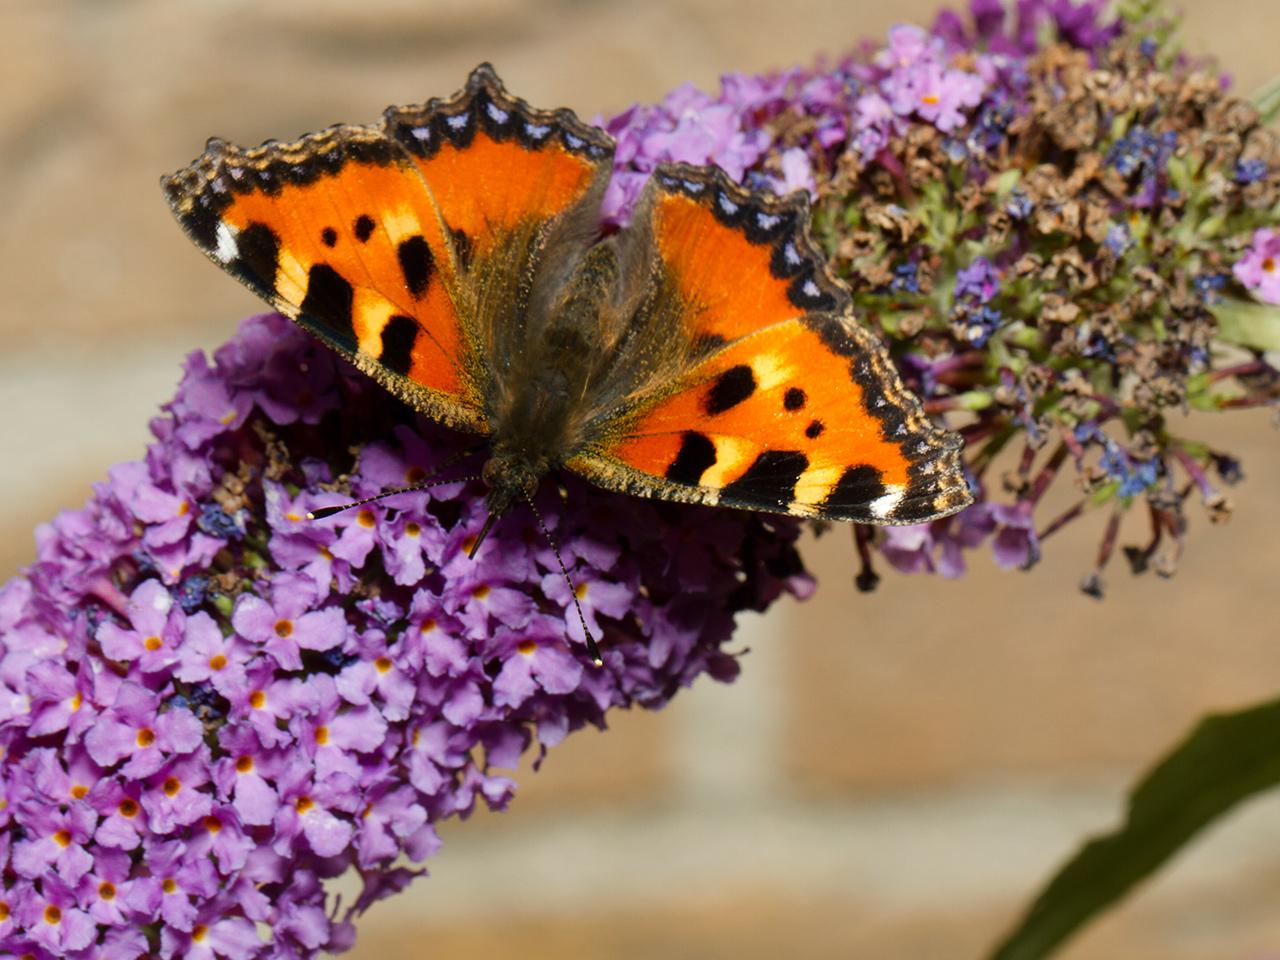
[0, 311, 807, 958]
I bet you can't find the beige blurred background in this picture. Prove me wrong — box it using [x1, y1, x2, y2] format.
[4, 1, 1280, 957]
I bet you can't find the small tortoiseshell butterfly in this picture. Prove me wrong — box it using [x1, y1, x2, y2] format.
[163, 63, 971, 590]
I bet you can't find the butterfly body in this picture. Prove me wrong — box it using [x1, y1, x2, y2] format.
[164, 64, 972, 533]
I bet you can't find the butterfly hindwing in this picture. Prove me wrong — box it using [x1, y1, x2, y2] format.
[569, 165, 970, 523]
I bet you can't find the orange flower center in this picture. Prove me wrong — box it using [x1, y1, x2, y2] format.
[203, 816, 222, 834]
[136, 728, 156, 748]
[208, 654, 228, 671]
[118, 799, 139, 818]
[921, 93, 940, 105]
[1264, 257, 1276, 273]
[98, 882, 116, 900]
[70, 784, 88, 800]
[53, 829, 72, 848]
[517, 639, 538, 656]
[0, 901, 8, 921]
[163, 776, 181, 797]
[374, 656, 393, 674]
[236, 755, 254, 773]
[274, 619, 293, 638]
[296, 796, 315, 814]
[461, 535, 477, 555]
[143, 636, 163, 651]
[357, 509, 376, 529]
[419, 618, 437, 634]
[405, 522, 421, 538]
[162, 878, 177, 894]
[405, 465, 427, 484]
[177, 501, 190, 517]
[69, 692, 82, 712]
[314, 725, 330, 746]
[471, 585, 491, 600]
[574, 582, 589, 600]
[192, 924, 209, 942]
[43, 905, 61, 925]
[249, 690, 266, 709]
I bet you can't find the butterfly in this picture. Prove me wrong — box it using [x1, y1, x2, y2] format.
[163, 63, 972, 647]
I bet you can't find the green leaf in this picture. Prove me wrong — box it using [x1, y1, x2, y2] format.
[1251, 73, 1280, 126]
[987, 696, 1280, 960]
[1212, 298, 1280, 350]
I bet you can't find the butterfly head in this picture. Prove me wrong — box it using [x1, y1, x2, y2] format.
[480, 450, 545, 525]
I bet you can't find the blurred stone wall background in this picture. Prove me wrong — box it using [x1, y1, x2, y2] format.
[3, 1, 1280, 957]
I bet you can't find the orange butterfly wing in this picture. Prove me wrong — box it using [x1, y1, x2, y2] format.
[569, 164, 970, 523]
[163, 64, 612, 434]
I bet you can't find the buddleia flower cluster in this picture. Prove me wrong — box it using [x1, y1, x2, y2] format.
[0, 318, 809, 958]
[3, 1, 1279, 957]
[604, 0, 1280, 592]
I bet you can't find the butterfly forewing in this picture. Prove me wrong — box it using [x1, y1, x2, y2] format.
[383, 65, 612, 266]
[570, 164, 970, 523]
[163, 64, 614, 437]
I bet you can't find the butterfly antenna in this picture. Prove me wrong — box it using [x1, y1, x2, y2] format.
[523, 493, 602, 667]
[307, 475, 478, 520]
[467, 510, 502, 559]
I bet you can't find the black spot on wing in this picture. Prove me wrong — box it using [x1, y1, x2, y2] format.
[397, 236, 434, 299]
[805, 419, 825, 439]
[784, 387, 806, 411]
[299, 264, 356, 352]
[705, 364, 756, 415]
[721, 451, 808, 509]
[320, 226, 337, 247]
[353, 214, 375, 243]
[823, 465, 886, 512]
[230, 221, 280, 294]
[665, 432, 717, 486]
[379, 315, 418, 376]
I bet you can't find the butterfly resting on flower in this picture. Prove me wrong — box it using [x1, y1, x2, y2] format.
[162, 64, 972, 658]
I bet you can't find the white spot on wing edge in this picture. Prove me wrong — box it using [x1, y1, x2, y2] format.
[213, 222, 239, 263]
[869, 486, 905, 520]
